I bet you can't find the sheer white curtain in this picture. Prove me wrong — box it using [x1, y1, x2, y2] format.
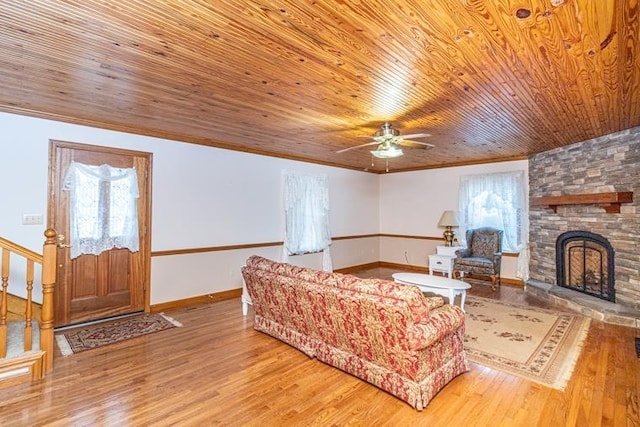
[282, 170, 332, 271]
[458, 170, 526, 253]
[63, 161, 140, 259]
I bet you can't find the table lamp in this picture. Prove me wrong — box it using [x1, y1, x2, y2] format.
[438, 210, 459, 247]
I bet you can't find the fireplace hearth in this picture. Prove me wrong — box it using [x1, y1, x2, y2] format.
[556, 231, 615, 302]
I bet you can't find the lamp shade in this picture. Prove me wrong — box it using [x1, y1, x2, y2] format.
[438, 210, 459, 227]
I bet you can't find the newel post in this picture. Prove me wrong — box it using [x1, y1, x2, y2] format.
[40, 228, 57, 373]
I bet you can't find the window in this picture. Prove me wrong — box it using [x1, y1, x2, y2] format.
[282, 171, 332, 270]
[63, 162, 140, 259]
[458, 171, 526, 252]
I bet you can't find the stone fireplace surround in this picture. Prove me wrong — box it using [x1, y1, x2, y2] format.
[526, 126, 640, 327]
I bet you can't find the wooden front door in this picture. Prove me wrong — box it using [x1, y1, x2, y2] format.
[49, 141, 152, 327]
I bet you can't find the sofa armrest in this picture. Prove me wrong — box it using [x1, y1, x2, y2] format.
[493, 252, 503, 267]
[406, 305, 465, 351]
[455, 248, 470, 258]
[424, 296, 445, 310]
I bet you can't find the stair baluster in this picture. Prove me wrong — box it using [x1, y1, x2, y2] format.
[0, 229, 57, 384]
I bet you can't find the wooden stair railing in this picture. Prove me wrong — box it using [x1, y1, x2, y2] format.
[0, 229, 57, 381]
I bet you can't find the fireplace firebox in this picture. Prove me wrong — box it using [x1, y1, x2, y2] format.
[556, 231, 615, 302]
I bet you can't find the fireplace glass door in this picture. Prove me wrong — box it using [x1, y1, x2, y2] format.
[556, 231, 615, 302]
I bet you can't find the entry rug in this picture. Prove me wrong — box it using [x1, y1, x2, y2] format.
[463, 296, 591, 390]
[56, 313, 182, 356]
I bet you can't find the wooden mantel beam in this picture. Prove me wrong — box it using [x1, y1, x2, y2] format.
[530, 192, 633, 213]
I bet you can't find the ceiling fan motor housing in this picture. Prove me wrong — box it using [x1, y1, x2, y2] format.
[373, 122, 400, 142]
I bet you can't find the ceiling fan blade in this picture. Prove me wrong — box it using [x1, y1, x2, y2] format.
[397, 140, 435, 149]
[401, 132, 431, 139]
[336, 141, 379, 153]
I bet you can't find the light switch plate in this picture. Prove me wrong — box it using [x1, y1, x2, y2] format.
[22, 214, 43, 225]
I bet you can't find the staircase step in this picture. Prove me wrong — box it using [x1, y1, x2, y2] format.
[4, 321, 41, 359]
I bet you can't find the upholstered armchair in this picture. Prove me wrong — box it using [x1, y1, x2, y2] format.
[453, 227, 503, 291]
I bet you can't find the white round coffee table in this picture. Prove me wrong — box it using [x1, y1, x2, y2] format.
[392, 272, 471, 311]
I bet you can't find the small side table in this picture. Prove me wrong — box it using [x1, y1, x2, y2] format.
[428, 246, 463, 278]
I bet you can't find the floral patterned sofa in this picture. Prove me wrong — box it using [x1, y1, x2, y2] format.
[241, 255, 469, 410]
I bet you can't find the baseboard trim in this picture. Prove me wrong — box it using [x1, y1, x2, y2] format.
[151, 289, 242, 312]
[335, 261, 429, 274]
[337, 262, 523, 286]
[378, 261, 429, 273]
[150, 262, 522, 312]
[501, 277, 524, 287]
[334, 262, 381, 274]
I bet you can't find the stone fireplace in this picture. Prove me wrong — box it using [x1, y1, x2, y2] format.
[556, 231, 615, 302]
[526, 126, 640, 325]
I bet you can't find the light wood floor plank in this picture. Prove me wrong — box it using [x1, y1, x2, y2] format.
[0, 267, 638, 426]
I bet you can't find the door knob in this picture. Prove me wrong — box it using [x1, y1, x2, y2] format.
[57, 234, 71, 249]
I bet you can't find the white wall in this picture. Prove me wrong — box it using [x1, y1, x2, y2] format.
[378, 160, 529, 280]
[0, 112, 380, 304]
[1, 110, 529, 306]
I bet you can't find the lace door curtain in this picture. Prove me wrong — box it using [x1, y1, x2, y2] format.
[458, 170, 526, 254]
[63, 161, 140, 259]
[282, 171, 333, 272]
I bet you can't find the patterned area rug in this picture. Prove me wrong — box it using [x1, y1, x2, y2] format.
[56, 313, 182, 356]
[464, 296, 591, 390]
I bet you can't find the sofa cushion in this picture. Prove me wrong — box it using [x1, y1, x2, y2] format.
[330, 277, 433, 323]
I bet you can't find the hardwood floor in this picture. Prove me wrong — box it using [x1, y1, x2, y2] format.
[1, 267, 638, 426]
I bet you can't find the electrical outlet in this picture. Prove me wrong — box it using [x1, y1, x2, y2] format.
[22, 214, 43, 225]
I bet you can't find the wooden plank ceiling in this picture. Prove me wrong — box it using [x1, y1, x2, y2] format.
[0, 1, 638, 173]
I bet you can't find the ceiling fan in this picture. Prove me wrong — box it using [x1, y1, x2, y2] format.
[336, 122, 434, 159]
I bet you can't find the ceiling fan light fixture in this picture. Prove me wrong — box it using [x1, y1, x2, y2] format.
[371, 145, 403, 159]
